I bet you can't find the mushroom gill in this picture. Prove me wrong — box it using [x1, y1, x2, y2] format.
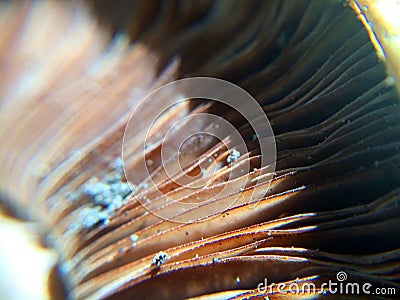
[0, 0, 399, 299]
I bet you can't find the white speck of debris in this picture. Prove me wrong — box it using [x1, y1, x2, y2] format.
[130, 234, 138, 245]
[152, 251, 168, 267]
[226, 149, 240, 163]
[111, 157, 124, 172]
[214, 123, 220, 129]
[78, 206, 109, 230]
[104, 172, 122, 183]
[70, 164, 135, 231]
[235, 276, 241, 284]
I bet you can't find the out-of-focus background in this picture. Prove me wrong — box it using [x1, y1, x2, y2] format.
[0, 208, 57, 300]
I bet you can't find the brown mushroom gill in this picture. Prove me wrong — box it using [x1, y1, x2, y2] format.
[0, 0, 399, 299]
